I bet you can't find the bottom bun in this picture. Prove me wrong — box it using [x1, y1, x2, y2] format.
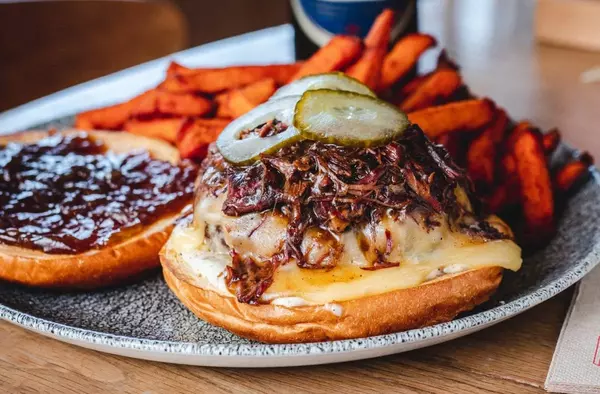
[161, 259, 503, 343]
[0, 129, 187, 289]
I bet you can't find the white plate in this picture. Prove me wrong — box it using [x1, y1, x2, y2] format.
[1, 160, 598, 367]
[1, 25, 599, 368]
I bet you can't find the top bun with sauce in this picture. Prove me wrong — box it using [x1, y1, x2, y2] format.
[0, 129, 196, 288]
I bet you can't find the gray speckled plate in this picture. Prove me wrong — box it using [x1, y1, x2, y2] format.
[1, 118, 599, 367]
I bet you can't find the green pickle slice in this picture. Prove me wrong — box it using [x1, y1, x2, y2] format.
[271, 72, 375, 100]
[216, 96, 302, 165]
[294, 89, 410, 147]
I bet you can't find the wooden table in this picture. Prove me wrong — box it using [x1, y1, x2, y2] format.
[0, 290, 572, 393]
[1, 1, 600, 392]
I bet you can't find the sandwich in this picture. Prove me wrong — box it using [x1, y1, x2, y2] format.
[0, 129, 196, 288]
[160, 74, 522, 343]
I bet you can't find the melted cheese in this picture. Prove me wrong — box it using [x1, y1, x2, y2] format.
[265, 240, 520, 304]
[167, 194, 522, 306]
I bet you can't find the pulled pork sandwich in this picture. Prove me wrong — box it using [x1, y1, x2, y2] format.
[160, 75, 522, 343]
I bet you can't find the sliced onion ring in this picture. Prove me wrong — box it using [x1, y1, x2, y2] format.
[216, 96, 302, 165]
[271, 72, 375, 101]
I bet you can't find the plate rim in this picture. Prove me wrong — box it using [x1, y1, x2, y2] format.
[1, 163, 599, 360]
[1, 257, 596, 357]
[2, 193, 599, 358]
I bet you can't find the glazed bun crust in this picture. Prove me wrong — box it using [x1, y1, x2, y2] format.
[0, 129, 187, 289]
[161, 244, 503, 343]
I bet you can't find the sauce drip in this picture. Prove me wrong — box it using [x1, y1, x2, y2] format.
[0, 133, 196, 254]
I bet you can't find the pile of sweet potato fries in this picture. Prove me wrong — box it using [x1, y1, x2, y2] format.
[75, 9, 593, 248]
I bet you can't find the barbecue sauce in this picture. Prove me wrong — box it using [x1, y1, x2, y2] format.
[0, 133, 196, 254]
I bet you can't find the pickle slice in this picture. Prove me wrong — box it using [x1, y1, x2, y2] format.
[271, 72, 375, 101]
[293, 90, 410, 147]
[216, 96, 302, 165]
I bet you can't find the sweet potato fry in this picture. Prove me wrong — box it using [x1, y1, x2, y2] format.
[407, 99, 495, 139]
[485, 182, 520, 214]
[485, 184, 508, 213]
[364, 9, 395, 48]
[131, 90, 213, 118]
[124, 118, 188, 143]
[216, 78, 276, 119]
[435, 132, 468, 166]
[216, 99, 233, 119]
[400, 75, 428, 96]
[392, 52, 459, 105]
[380, 34, 436, 90]
[162, 63, 301, 94]
[222, 90, 266, 119]
[501, 152, 517, 177]
[74, 103, 130, 130]
[400, 69, 462, 111]
[435, 133, 457, 158]
[345, 10, 394, 89]
[503, 122, 540, 182]
[345, 47, 387, 90]
[466, 109, 508, 189]
[390, 74, 428, 104]
[512, 129, 555, 241]
[289, 36, 363, 81]
[490, 110, 510, 142]
[554, 153, 593, 193]
[74, 90, 153, 130]
[237, 78, 277, 103]
[176, 118, 231, 161]
[215, 92, 231, 118]
[176, 117, 231, 140]
[499, 152, 519, 193]
[495, 122, 536, 204]
[486, 133, 523, 215]
[166, 61, 190, 76]
[436, 49, 460, 71]
[542, 128, 561, 155]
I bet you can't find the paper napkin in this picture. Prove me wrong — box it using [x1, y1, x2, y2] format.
[546, 265, 600, 393]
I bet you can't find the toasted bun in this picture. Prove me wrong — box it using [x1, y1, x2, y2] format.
[0, 129, 188, 288]
[160, 243, 503, 343]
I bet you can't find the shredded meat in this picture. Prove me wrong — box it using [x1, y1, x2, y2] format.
[222, 163, 281, 216]
[239, 119, 288, 140]
[199, 121, 508, 303]
[225, 251, 284, 304]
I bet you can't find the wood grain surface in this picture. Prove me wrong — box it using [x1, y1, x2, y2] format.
[2, 1, 600, 393]
[0, 290, 572, 394]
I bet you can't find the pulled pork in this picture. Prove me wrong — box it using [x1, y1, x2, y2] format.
[198, 121, 507, 303]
